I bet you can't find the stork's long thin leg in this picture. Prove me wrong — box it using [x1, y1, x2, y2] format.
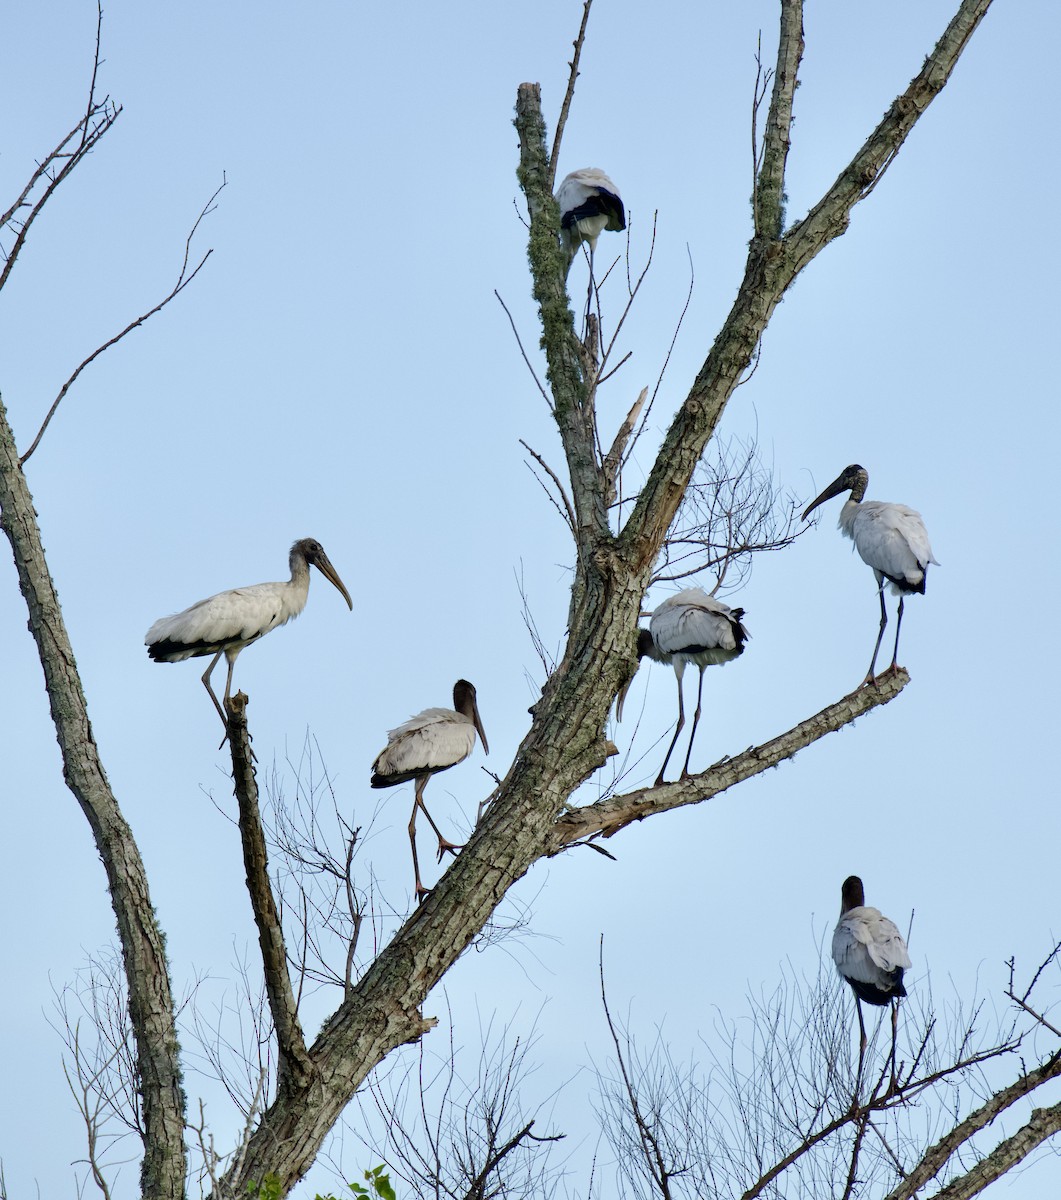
[889, 596, 906, 672]
[656, 673, 687, 786]
[853, 996, 868, 1108]
[887, 999, 901, 1094]
[585, 242, 597, 326]
[417, 794, 463, 862]
[201, 650, 228, 726]
[408, 779, 430, 902]
[680, 667, 707, 779]
[864, 582, 889, 684]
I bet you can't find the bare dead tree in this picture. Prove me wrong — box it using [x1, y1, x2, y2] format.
[592, 946, 1061, 1200]
[8, 2, 1055, 1199]
[356, 1011, 566, 1200]
[50, 952, 142, 1199]
[651, 435, 808, 591]
[263, 734, 386, 999]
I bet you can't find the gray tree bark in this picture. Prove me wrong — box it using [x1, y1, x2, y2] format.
[0, 394, 187, 1200]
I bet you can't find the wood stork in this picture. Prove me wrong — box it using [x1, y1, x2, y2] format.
[556, 167, 625, 279]
[618, 588, 749, 785]
[832, 874, 911, 1093]
[802, 464, 938, 684]
[146, 538, 352, 724]
[371, 679, 489, 901]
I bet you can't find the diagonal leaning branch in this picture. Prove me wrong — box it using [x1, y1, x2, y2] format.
[0, 395, 187, 1198]
[550, 670, 909, 847]
[619, 0, 993, 579]
[881, 1050, 1061, 1200]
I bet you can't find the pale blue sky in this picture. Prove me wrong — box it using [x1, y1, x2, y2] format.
[1, 2, 1059, 1196]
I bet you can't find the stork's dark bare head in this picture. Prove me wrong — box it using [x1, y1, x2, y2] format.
[454, 679, 489, 755]
[291, 538, 353, 610]
[802, 465, 869, 521]
[840, 874, 867, 914]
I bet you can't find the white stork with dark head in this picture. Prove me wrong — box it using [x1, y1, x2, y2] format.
[146, 538, 352, 724]
[556, 167, 625, 278]
[371, 679, 488, 901]
[832, 874, 911, 1092]
[618, 588, 749, 785]
[802, 464, 938, 684]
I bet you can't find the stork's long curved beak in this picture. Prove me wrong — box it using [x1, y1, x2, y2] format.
[615, 677, 633, 723]
[802, 473, 848, 522]
[314, 554, 354, 609]
[472, 700, 489, 755]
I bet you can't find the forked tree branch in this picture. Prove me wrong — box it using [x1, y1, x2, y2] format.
[19, 179, 224, 465]
[0, 3, 119, 297]
[753, 0, 804, 238]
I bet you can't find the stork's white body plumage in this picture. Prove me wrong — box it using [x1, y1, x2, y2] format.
[837, 499, 937, 596]
[622, 588, 749, 784]
[647, 589, 747, 669]
[371, 680, 488, 900]
[556, 167, 625, 273]
[372, 707, 480, 784]
[832, 875, 910, 1093]
[147, 578, 310, 663]
[804, 465, 938, 682]
[833, 905, 911, 1005]
[146, 538, 352, 723]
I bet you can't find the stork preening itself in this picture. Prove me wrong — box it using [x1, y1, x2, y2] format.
[618, 588, 749, 785]
[371, 679, 489, 901]
[802, 465, 938, 684]
[832, 874, 911, 1095]
[556, 167, 625, 299]
[146, 538, 352, 724]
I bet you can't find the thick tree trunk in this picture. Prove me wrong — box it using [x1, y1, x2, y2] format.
[0, 394, 187, 1200]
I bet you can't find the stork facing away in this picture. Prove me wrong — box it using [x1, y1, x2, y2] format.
[802, 464, 938, 684]
[832, 874, 911, 1095]
[618, 588, 749, 785]
[371, 679, 489, 901]
[556, 167, 625, 306]
[146, 538, 352, 724]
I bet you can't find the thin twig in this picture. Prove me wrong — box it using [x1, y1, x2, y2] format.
[599, 940, 678, 1199]
[1, 3, 119, 296]
[495, 290, 551, 408]
[19, 178, 225, 464]
[626, 241, 694, 463]
[520, 438, 576, 533]
[549, 0, 594, 189]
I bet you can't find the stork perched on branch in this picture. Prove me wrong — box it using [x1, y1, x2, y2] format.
[832, 874, 911, 1095]
[803, 464, 938, 684]
[146, 538, 352, 724]
[618, 588, 749, 785]
[371, 679, 489, 901]
[556, 167, 625, 282]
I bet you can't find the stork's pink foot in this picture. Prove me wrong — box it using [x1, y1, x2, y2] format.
[435, 837, 463, 863]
